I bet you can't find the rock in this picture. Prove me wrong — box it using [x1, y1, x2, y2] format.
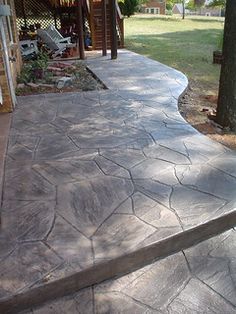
[26, 83, 39, 88]
[201, 107, 210, 112]
[39, 83, 55, 88]
[57, 77, 73, 89]
[54, 62, 76, 70]
[50, 77, 61, 83]
[47, 66, 63, 72]
[55, 71, 63, 76]
[17, 83, 25, 89]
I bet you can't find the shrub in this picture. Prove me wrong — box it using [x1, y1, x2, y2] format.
[17, 52, 49, 83]
[118, 0, 139, 17]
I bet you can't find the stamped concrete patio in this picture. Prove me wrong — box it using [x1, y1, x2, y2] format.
[0, 50, 236, 313]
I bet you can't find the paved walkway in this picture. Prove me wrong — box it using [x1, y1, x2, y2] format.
[24, 229, 236, 313]
[0, 50, 236, 313]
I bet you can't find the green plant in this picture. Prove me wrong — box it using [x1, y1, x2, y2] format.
[119, 0, 139, 17]
[165, 10, 173, 16]
[31, 52, 49, 72]
[17, 64, 33, 84]
[17, 52, 49, 83]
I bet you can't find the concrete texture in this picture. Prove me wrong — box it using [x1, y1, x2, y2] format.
[0, 50, 236, 312]
[22, 229, 236, 313]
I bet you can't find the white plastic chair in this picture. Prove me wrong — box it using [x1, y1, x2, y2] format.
[45, 25, 71, 45]
[19, 40, 38, 59]
[37, 26, 75, 57]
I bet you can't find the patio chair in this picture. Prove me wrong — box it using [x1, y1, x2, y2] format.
[37, 26, 75, 58]
[45, 25, 71, 45]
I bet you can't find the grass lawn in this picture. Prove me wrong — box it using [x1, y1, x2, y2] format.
[124, 14, 224, 91]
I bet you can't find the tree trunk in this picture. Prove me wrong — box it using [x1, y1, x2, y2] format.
[216, 0, 236, 130]
[182, 0, 185, 19]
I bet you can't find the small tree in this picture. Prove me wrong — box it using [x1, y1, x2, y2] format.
[207, 0, 226, 7]
[194, 0, 205, 6]
[118, 0, 139, 17]
[166, 0, 176, 10]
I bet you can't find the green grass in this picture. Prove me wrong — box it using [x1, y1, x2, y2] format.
[124, 14, 224, 89]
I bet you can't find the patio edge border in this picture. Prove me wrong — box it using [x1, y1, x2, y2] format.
[1, 209, 236, 314]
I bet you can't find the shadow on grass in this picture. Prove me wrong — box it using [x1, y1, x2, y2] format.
[125, 28, 222, 82]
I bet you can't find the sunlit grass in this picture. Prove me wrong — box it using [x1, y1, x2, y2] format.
[124, 14, 224, 88]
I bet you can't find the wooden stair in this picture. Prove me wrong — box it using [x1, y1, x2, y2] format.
[87, 0, 124, 50]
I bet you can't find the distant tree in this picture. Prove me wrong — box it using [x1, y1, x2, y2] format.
[118, 0, 139, 17]
[194, 0, 205, 6]
[216, 0, 236, 130]
[186, 0, 195, 9]
[166, 0, 176, 10]
[207, 0, 225, 7]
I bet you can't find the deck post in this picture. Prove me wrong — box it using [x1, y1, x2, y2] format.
[101, 0, 107, 56]
[76, 0, 85, 60]
[109, 0, 117, 59]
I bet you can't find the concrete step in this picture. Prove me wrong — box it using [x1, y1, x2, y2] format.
[13, 228, 236, 313]
[0, 211, 235, 313]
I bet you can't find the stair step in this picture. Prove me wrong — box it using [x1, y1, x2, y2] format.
[12, 228, 236, 313]
[1, 210, 235, 313]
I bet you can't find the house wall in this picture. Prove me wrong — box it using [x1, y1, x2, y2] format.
[198, 7, 221, 17]
[141, 0, 166, 15]
[0, 0, 21, 113]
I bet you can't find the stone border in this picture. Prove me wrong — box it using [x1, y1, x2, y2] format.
[1, 209, 235, 314]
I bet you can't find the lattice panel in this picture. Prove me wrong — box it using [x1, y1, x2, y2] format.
[14, 0, 61, 29]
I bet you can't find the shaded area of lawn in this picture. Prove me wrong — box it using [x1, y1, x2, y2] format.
[124, 15, 224, 89]
[124, 15, 236, 151]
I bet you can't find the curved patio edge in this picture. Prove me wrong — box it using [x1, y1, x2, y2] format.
[1, 49, 236, 313]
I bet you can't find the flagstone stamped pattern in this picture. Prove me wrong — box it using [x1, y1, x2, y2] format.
[24, 229, 236, 313]
[1, 50, 236, 299]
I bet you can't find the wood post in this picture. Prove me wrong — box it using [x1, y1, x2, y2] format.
[76, 0, 85, 60]
[109, 0, 117, 59]
[101, 0, 107, 56]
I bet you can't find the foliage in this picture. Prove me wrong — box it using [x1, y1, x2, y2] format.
[207, 0, 225, 7]
[118, 0, 139, 17]
[186, 0, 196, 9]
[17, 64, 32, 84]
[166, 0, 176, 10]
[194, 0, 205, 7]
[31, 52, 49, 71]
[17, 52, 49, 83]
[166, 9, 173, 15]
[185, 0, 206, 10]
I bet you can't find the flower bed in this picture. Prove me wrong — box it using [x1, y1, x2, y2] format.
[16, 54, 105, 96]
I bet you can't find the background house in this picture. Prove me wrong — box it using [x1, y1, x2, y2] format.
[141, 0, 166, 15]
[197, 7, 222, 17]
[172, 3, 190, 15]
